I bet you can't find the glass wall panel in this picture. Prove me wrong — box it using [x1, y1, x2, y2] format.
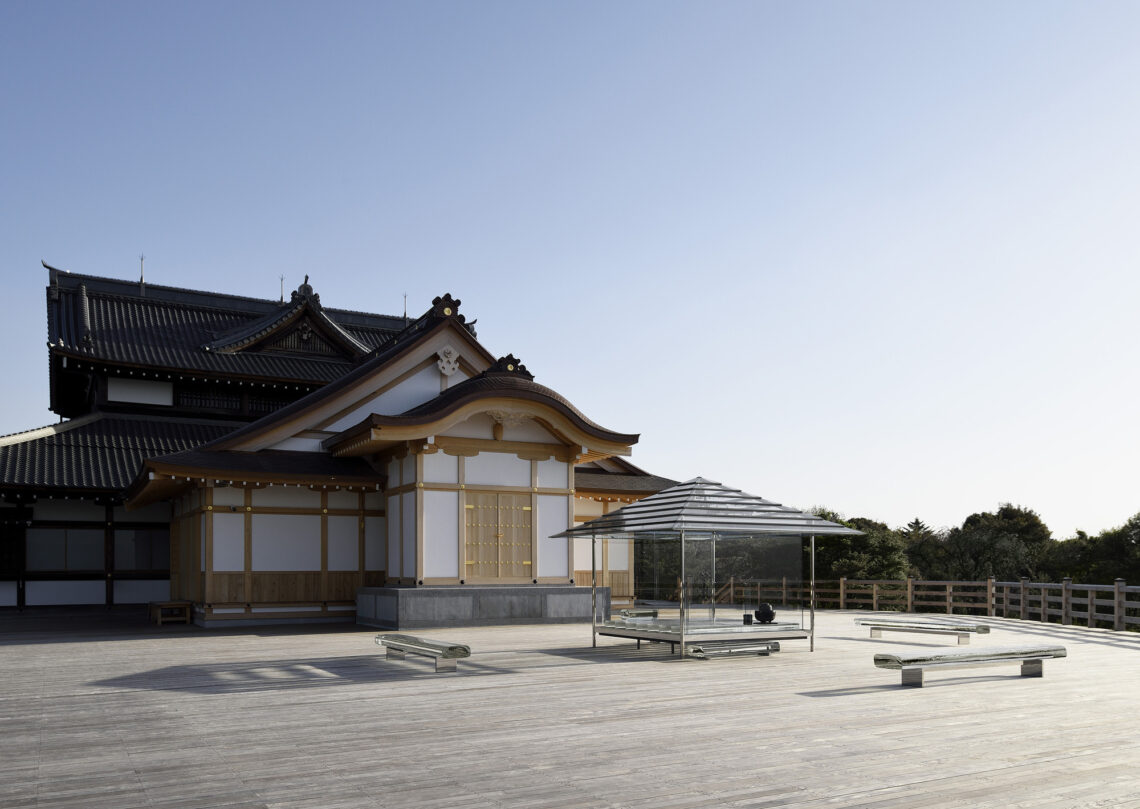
[26, 528, 105, 571]
[114, 528, 171, 571]
[25, 528, 66, 571]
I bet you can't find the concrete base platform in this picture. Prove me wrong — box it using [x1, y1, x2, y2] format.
[356, 585, 610, 629]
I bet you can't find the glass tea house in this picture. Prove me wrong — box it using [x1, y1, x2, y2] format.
[554, 477, 862, 657]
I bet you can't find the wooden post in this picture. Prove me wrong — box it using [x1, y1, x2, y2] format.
[839, 577, 846, 610]
[1040, 584, 1049, 623]
[945, 583, 952, 614]
[872, 582, 879, 611]
[1061, 578, 1072, 625]
[907, 577, 914, 612]
[1114, 579, 1126, 631]
[782, 576, 787, 606]
[1020, 577, 1029, 620]
[1088, 586, 1097, 628]
[986, 577, 995, 617]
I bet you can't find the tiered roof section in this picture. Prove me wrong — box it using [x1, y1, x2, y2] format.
[45, 262, 408, 416]
[0, 413, 239, 497]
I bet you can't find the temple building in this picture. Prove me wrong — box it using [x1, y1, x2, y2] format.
[0, 264, 672, 625]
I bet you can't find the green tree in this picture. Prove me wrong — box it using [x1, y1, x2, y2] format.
[809, 509, 908, 580]
[899, 518, 946, 579]
[942, 504, 1053, 580]
[1085, 513, 1140, 584]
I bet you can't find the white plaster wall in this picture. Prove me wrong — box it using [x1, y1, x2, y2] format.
[387, 458, 401, 488]
[251, 514, 321, 571]
[465, 452, 530, 487]
[26, 581, 105, 605]
[107, 377, 173, 406]
[211, 487, 245, 507]
[325, 365, 442, 431]
[252, 486, 321, 509]
[442, 368, 470, 389]
[365, 516, 386, 570]
[113, 502, 171, 522]
[387, 495, 401, 573]
[401, 491, 416, 578]
[423, 490, 458, 578]
[328, 490, 358, 510]
[608, 537, 630, 571]
[537, 459, 568, 489]
[574, 536, 595, 574]
[574, 499, 605, 519]
[503, 419, 556, 442]
[0, 582, 16, 607]
[31, 500, 105, 521]
[328, 515, 359, 571]
[536, 494, 570, 578]
[267, 437, 325, 452]
[401, 455, 415, 485]
[364, 492, 384, 510]
[443, 413, 495, 439]
[212, 513, 245, 571]
[422, 452, 458, 484]
[115, 580, 171, 603]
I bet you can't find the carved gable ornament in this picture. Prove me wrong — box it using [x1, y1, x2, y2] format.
[436, 344, 460, 376]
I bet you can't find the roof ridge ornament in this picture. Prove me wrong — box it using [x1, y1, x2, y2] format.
[487, 354, 533, 380]
[290, 275, 319, 305]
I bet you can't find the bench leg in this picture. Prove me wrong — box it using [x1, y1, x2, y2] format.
[435, 657, 458, 673]
[386, 648, 406, 660]
[901, 668, 924, 687]
[1021, 660, 1044, 678]
[957, 633, 970, 645]
[870, 628, 882, 639]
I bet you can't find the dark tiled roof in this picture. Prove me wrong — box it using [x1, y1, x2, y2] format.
[0, 413, 240, 492]
[144, 449, 382, 483]
[46, 268, 406, 383]
[573, 471, 678, 494]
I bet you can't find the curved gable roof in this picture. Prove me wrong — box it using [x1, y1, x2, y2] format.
[325, 365, 638, 456]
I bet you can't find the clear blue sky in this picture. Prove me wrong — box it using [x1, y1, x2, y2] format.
[3, 1, 1139, 539]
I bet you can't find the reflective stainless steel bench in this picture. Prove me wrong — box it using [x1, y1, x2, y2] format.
[375, 633, 471, 673]
[874, 644, 1067, 687]
[855, 618, 991, 645]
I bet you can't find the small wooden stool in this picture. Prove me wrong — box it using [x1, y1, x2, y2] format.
[149, 601, 192, 625]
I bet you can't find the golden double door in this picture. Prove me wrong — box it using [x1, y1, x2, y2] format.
[464, 493, 532, 581]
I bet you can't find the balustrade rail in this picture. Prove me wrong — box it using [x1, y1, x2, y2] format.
[712, 576, 1140, 632]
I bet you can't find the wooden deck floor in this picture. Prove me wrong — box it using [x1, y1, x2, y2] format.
[2, 607, 1139, 808]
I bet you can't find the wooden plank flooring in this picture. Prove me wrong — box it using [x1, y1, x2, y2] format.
[2, 608, 1140, 808]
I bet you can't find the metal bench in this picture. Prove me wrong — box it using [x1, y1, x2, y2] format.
[874, 644, 1067, 687]
[374, 633, 471, 672]
[855, 618, 991, 645]
[686, 641, 781, 659]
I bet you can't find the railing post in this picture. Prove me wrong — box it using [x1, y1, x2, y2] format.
[986, 577, 995, 617]
[945, 583, 952, 614]
[839, 577, 847, 610]
[729, 576, 735, 605]
[872, 582, 879, 611]
[1088, 586, 1097, 627]
[1058, 579, 1072, 623]
[1020, 577, 1029, 620]
[1115, 579, 1126, 631]
[907, 577, 914, 613]
[782, 576, 787, 606]
[1040, 584, 1049, 623]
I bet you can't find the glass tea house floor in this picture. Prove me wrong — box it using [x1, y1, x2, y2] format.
[553, 477, 862, 657]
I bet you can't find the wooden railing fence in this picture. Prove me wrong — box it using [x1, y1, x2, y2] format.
[711, 576, 1140, 632]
